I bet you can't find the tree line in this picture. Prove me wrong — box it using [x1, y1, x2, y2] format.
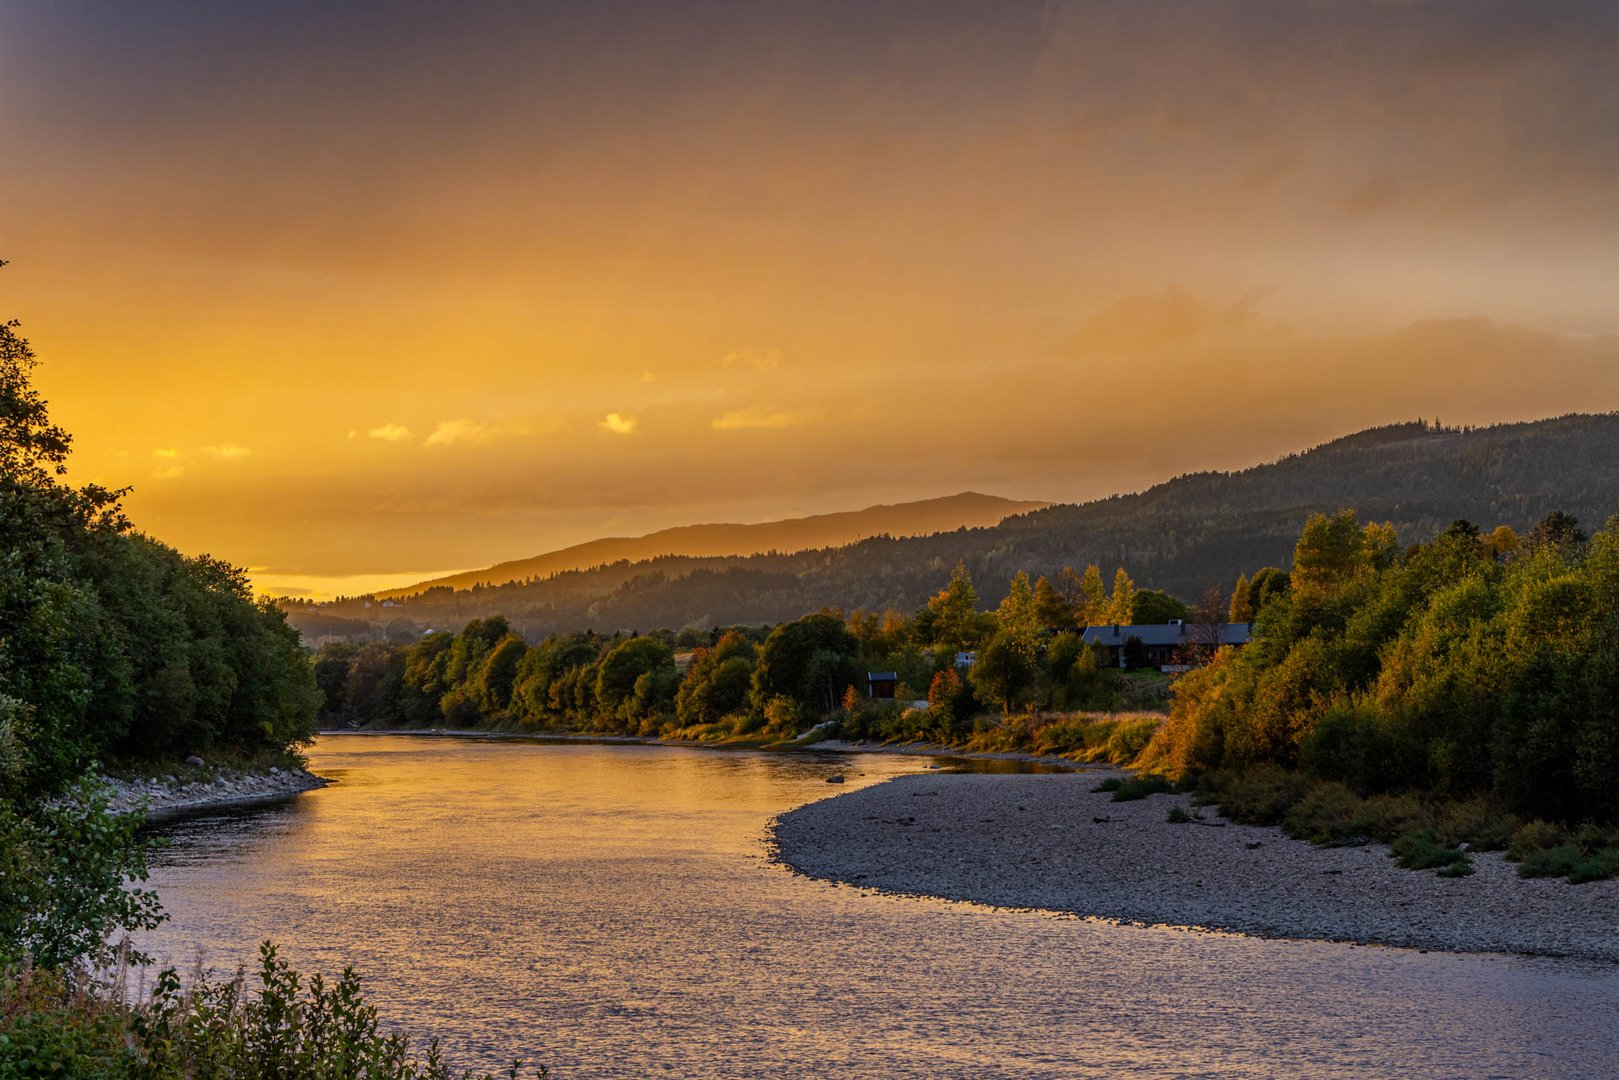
[309, 560, 1229, 741]
[1140, 508, 1619, 830]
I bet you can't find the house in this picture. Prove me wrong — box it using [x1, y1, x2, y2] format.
[866, 672, 898, 699]
[1080, 620, 1254, 671]
[954, 650, 977, 669]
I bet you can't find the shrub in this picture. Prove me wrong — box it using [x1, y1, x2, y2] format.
[1105, 717, 1161, 766]
[1281, 782, 1376, 846]
[1390, 829, 1473, 876]
[1199, 765, 1310, 826]
[1434, 797, 1518, 851]
[1357, 792, 1434, 844]
[1518, 843, 1583, 879]
[1567, 849, 1619, 884]
[1166, 806, 1192, 824]
[1507, 820, 1568, 862]
[1109, 777, 1174, 802]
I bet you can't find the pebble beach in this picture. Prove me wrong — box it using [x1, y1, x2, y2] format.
[772, 770, 1619, 962]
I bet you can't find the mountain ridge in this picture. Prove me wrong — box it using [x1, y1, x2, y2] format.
[375, 491, 1048, 599]
[287, 413, 1619, 643]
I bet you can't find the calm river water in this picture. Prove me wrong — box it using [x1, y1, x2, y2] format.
[140, 735, 1619, 1078]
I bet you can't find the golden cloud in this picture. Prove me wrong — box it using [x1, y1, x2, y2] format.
[367, 423, 414, 443]
[710, 405, 822, 431]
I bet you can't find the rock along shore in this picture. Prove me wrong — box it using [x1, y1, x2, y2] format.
[102, 764, 327, 823]
[771, 771, 1619, 963]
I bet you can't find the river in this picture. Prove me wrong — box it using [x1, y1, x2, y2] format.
[139, 734, 1619, 1078]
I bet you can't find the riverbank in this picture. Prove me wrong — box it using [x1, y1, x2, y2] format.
[771, 770, 1619, 962]
[320, 726, 1088, 770]
[103, 764, 327, 823]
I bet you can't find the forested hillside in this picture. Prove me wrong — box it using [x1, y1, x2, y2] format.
[287, 415, 1619, 643]
[377, 491, 1046, 598]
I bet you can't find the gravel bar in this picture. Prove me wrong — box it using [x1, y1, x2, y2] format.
[771, 770, 1619, 962]
[103, 766, 327, 823]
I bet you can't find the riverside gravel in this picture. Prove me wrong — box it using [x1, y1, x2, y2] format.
[103, 765, 326, 822]
[771, 770, 1619, 962]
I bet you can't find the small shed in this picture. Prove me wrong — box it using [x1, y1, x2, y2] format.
[866, 672, 898, 699]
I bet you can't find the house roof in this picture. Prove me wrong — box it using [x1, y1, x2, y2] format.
[867, 671, 898, 681]
[1080, 623, 1254, 647]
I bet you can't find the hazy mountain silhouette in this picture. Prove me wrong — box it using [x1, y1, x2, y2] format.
[291, 414, 1619, 642]
[375, 492, 1048, 599]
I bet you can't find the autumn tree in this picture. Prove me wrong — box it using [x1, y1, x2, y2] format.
[968, 634, 1032, 716]
[1104, 567, 1136, 625]
[927, 562, 984, 651]
[1078, 565, 1108, 623]
[1032, 574, 1075, 631]
[1131, 589, 1188, 624]
[1291, 511, 1397, 595]
[996, 571, 1040, 660]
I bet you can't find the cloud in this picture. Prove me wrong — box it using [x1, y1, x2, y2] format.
[423, 419, 491, 447]
[153, 447, 181, 459]
[205, 443, 251, 460]
[716, 348, 782, 371]
[598, 412, 638, 435]
[368, 423, 414, 443]
[710, 405, 823, 431]
[151, 465, 185, 480]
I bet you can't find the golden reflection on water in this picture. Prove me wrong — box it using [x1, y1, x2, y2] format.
[141, 736, 1619, 1079]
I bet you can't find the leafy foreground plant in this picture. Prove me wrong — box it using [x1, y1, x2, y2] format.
[0, 944, 549, 1079]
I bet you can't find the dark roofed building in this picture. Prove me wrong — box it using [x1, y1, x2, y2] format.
[1080, 621, 1253, 670]
[866, 672, 898, 699]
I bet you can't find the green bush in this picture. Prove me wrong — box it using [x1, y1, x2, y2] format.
[1281, 782, 1377, 846]
[1567, 849, 1619, 884]
[1200, 765, 1310, 826]
[1506, 819, 1568, 862]
[1434, 797, 1518, 851]
[1390, 830, 1473, 876]
[1109, 777, 1174, 802]
[1518, 843, 1583, 879]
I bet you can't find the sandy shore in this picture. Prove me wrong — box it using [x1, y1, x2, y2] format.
[772, 771, 1619, 962]
[104, 765, 327, 823]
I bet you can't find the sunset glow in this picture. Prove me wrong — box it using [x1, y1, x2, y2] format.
[5, 2, 1618, 596]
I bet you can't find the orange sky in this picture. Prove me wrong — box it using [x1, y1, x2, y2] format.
[4, 2, 1618, 598]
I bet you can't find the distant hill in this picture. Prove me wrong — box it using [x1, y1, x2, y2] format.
[375, 492, 1048, 598]
[289, 414, 1619, 643]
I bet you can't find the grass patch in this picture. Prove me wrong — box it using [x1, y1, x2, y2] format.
[1391, 829, 1473, 876]
[1166, 806, 1192, 824]
[1109, 777, 1174, 801]
[1091, 778, 1122, 793]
